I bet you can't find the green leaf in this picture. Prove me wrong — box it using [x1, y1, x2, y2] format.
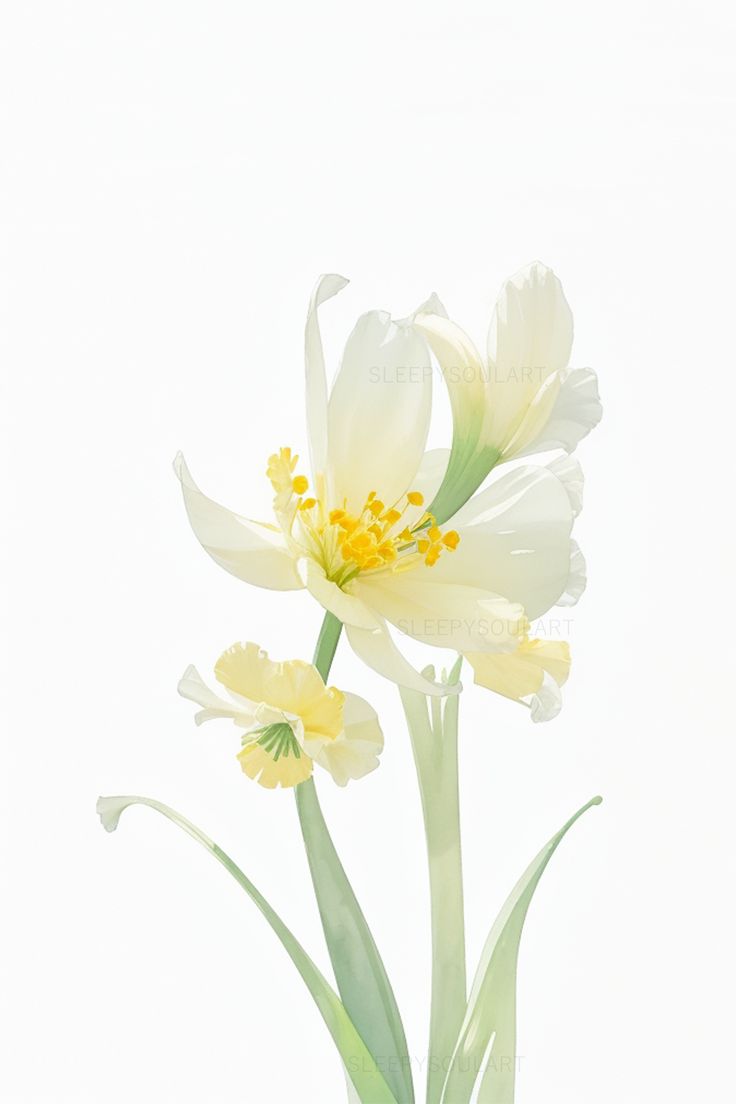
[97, 795, 399, 1104]
[294, 610, 414, 1104]
[399, 659, 466, 1104]
[295, 779, 414, 1104]
[440, 795, 602, 1104]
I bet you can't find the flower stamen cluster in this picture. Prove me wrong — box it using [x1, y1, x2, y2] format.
[267, 446, 460, 585]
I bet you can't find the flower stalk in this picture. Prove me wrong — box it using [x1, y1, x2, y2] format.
[400, 658, 466, 1104]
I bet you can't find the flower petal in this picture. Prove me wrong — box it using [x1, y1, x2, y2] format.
[435, 464, 575, 620]
[177, 664, 257, 727]
[466, 637, 571, 722]
[237, 738, 313, 788]
[174, 453, 303, 591]
[327, 310, 432, 512]
[345, 618, 460, 697]
[301, 559, 382, 630]
[513, 366, 602, 459]
[305, 274, 349, 486]
[354, 573, 525, 653]
[215, 642, 329, 720]
[311, 692, 384, 786]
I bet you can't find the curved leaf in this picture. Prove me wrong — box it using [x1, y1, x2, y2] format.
[440, 795, 602, 1104]
[97, 795, 398, 1104]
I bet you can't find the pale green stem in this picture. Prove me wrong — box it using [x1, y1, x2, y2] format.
[400, 660, 466, 1104]
[295, 611, 414, 1104]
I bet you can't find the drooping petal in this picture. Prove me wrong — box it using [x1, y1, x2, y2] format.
[310, 692, 384, 786]
[174, 453, 303, 591]
[466, 637, 571, 722]
[434, 464, 575, 620]
[305, 274, 349, 487]
[345, 617, 460, 697]
[327, 310, 432, 512]
[514, 366, 602, 459]
[354, 573, 526, 654]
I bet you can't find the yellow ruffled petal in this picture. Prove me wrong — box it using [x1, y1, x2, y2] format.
[466, 637, 571, 703]
[237, 733, 313, 789]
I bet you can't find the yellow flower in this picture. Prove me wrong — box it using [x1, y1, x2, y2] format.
[178, 642, 383, 788]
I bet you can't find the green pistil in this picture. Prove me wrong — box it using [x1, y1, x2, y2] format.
[253, 722, 301, 762]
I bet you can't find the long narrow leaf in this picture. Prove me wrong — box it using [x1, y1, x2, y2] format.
[97, 795, 399, 1104]
[296, 779, 414, 1104]
[440, 795, 602, 1104]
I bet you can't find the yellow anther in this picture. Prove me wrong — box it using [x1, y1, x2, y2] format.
[417, 539, 430, 554]
[368, 499, 385, 518]
[428, 525, 442, 543]
[382, 508, 401, 527]
[366, 490, 377, 502]
[425, 545, 442, 567]
[363, 555, 382, 569]
[292, 475, 309, 495]
[352, 532, 373, 550]
[329, 508, 345, 524]
[398, 527, 413, 542]
[407, 491, 424, 506]
[299, 497, 317, 511]
[339, 515, 359, 533]
[368, 523, 382, 538]
[442, 530, 460, 550]
[378, 543, 397, 562]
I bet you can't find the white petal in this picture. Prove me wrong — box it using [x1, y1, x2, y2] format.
[305, 274, 349, 485]
[547, 455, 584, 517]
[312, 692, 384, 786]
[345, 618, 459, 697]
[177, 664, 257, 727]
[529, 676, 563, 722]
[484, 262, 573, 452]
[434, 464, 574, 620]
[174, 453, 303, 590]
[514, 367, 602, 458]
[558, 540, 587, 606]
[327, 310, 432, 511]
[488, 261, 573, 378]
[355, 573, 525, 653]
[413, 312, 487, 445]
[301, 559, 381, 630]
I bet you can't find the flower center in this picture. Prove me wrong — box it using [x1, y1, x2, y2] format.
[267, 447, 460, 586]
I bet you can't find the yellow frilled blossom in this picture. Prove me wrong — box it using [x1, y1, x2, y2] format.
[178, 642, 383, 788]
[174, 272, 596, 717]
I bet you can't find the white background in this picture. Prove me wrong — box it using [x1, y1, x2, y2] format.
[2, 2, 735, 1101]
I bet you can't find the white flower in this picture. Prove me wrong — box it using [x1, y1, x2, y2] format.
[415, 261, 602, 523]
[178, 642, 383, 788]
[175, 274, 589, 703]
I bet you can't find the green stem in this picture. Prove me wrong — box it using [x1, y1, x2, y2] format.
[295, 610, 414, 1104]
[400, 660, 466, 1104]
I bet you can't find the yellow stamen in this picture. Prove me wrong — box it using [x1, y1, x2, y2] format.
[292, 475, 309, 495]
[442, 530, 460, 550]
[299, 497, 317, 511]
[407, 491, 424, 506]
